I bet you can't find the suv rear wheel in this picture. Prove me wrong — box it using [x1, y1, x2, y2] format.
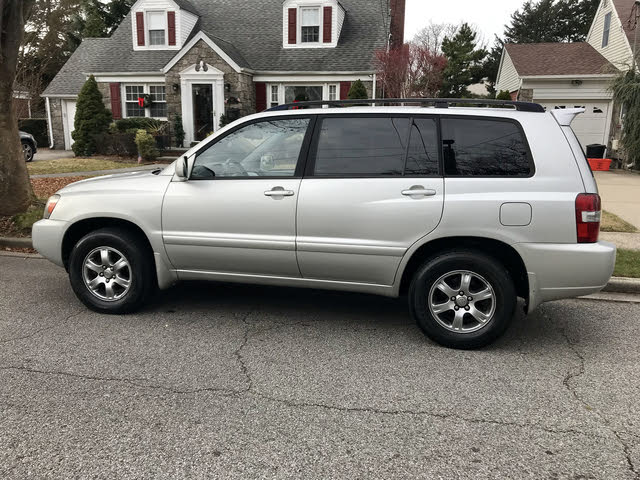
[409, 250, 516, 349]
[68, 228, 156, 314]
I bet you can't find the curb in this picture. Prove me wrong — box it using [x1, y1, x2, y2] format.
[0, 236, 33, 249]
[2, 236, 640, 295]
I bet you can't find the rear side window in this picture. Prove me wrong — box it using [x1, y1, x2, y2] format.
[313, 117, 409, 176]
[406, 118, 439, 176]
[441, 118, 532, 177]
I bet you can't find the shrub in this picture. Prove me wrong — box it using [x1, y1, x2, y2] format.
[611, 70, 640, 168]
[114, 117, 166, 133]
[135, 129, 158, 161]
[348, 80, 369, 100]
[72, 75, 112, 156]
[496, 90, 512, 101]
[219, 113, 231, 128]
[18, 118, 49, 146]
[93, 132, 137, 157]
[174, 114, 185, 147]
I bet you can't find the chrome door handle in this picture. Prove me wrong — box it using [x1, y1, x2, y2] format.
[401, 187, 437, 197]
[264, 187, 295, 197]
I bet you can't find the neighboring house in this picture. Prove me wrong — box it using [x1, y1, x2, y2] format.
[14, 84, 32, 119]
[42, 0, 406, 150]
[496, 0, 638, 153]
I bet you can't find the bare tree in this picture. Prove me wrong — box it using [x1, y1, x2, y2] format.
[413, 22, 458, 54]
[0, 0, 36, 215]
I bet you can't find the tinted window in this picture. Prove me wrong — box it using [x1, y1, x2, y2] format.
[441, 118, 531, 176]
[313, 117, 410, 176]
[192, 118, 309, 179]
[406, 118, 439, 176]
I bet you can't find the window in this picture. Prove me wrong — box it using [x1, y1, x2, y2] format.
[313, 117, 410, 176]
[602, 12, 611, 48]
[328, 85, 337, 101]
[125, 85, 145, 117]
[192, 119, 310, 179]
[441, 118, 532, 177]
[406, 119, 439, 176]
[148, 11, 166, 46]
[270, 85, 279, 108]
[301, 7, 320, 43]
[285, 85, 322, 103]
[149, 85, 167, 118]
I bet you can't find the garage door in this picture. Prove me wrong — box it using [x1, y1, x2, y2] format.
[538, 101, 610, 150]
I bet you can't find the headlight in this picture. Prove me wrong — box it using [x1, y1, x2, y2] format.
[44, 195, 60, 219]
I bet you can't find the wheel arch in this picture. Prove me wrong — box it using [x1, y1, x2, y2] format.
[397, 236, 529, 304]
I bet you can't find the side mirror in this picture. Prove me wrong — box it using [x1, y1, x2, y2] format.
[175, 156, 189, 179]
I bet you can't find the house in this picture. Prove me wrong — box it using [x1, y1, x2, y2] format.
[42, 0, 405, 150]
[14, 84, 33, 119]
[496, 0, 638, 153]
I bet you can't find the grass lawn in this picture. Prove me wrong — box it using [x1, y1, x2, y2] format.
[26, 156, 167, 176]
[614, 249, 640, 278]
[601, 211, 638, 233]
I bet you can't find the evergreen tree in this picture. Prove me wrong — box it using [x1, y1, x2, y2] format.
[348, 80, 369, 99]
[482, 37, 505, 98]
[440, 24, 487, 98]
[72, 75, 112, 156]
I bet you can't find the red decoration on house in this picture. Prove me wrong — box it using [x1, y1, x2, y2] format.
[323, 7, 332, 43]
[109, 83, 122, 119]
[255, 82, 267, 112]
[136, 12, 145, 46]
[288, 8, 297, 44]
[340, 82, 351, 100]
[168, 11, 176, 46]
[138, 97, 145, 107]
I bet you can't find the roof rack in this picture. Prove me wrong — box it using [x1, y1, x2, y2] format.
[266, 98, 546, 113]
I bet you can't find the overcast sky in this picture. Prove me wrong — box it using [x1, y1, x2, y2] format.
[405, 0, 526, 46]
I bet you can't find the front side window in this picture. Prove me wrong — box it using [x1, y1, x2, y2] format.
[192, 118, 310, 179]
[602, 12, 612, 47]
[301, 7, 320, 43]
[148, 11, 166, 46]
[313, 117, 410, 176]
[149, 85, 167, 118]
[441, 118, 532, 177]
[125, 85, 145, 117]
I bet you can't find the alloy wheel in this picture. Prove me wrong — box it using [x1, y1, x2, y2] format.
[82, 247, 132, 301]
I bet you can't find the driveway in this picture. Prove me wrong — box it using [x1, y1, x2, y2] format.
[1, 254, 639, 478]
[595, 170, 640, 230]
[32, 148, 73, 162]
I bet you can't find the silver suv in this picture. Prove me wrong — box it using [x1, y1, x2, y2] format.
[32, 99, 616, 349]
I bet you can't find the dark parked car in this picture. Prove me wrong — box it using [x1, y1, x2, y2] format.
[20, 131, 37, 162]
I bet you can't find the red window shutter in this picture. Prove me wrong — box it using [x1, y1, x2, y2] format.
[340, 82, 351, 100]
[288, 8, 297, 44]
[109, 83, 122, 119]
[136, 12, 145, 46]
[255, 82, 267, 112]
[323, 7, 332, 43]
[167, 11, 176, 46]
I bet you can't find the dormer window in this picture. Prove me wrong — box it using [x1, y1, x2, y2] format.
[148, 11, 167, 46]
[602, 12, 611, 48]
[301, 7, 320, 43]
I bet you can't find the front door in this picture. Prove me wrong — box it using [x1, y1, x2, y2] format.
[162, 116, 312, 278]
[192, 84, 213, 141]
[64, 100, 77, 150]
[297, 115, 444, 286]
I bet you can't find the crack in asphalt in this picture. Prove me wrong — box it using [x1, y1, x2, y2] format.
[559, 328, 639, 479]
[0, 311, 84, 344]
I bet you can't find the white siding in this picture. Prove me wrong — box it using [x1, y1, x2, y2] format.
[336, 3, 346, 42]
[130, 0, 189, 51]
[181, 10, 198, 44]
[523, 78, 614, 101]
[586, 0, 633, 70]
[495, 51, 521, 93]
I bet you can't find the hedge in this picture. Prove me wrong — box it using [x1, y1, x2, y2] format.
[92, 132, 137, 157]
[18, 118, 49, 147]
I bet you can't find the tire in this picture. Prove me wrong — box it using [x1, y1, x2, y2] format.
[68, 228, 156, 314]
[22, 141, 34, 162]
[409, 250, 517, 350]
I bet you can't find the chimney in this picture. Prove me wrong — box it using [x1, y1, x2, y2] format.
[389, 0, 406, 49]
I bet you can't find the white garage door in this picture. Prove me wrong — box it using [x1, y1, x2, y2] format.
[538, 101, 610, 150]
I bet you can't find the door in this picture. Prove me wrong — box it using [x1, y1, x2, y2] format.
[64, 100, 77, 150]
[192, 84, 213, 141]
[297, 115, 444, 286]
[162, 117, 312, 277]
[539, 101, 610, 149]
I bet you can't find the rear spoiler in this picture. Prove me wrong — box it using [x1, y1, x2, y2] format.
[550, 107, 586, 126]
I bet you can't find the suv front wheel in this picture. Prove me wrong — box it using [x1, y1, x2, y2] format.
[68, 228, 156, 314]
[409, 250, 517, 349]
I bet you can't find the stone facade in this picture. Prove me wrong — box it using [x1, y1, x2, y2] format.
[48, 98, 65, 150]
[97, 82, 112, 113]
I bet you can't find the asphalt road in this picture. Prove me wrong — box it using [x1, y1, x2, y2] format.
[1, 254, 639, 479]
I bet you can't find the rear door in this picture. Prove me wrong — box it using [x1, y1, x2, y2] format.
[296, 115, 444, 285]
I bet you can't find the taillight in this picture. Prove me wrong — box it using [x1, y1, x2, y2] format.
[575, 193, 601, 243]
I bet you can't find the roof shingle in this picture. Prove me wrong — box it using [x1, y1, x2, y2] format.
[505, 42, 616, 76]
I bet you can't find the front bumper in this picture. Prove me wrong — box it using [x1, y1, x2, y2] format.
[32, 219, 68, 267]
[515, 241, 617, 311]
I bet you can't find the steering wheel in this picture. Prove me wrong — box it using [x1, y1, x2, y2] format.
[223, 159, 247, 177]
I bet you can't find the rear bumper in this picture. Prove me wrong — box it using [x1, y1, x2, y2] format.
[515, 241, 616, 311]
[32, 219, 68, 267]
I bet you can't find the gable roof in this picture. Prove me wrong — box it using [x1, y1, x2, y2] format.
[172, 0, 199, 15]
[504, 42, 616, 76]
[612, 0, 638, 46]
